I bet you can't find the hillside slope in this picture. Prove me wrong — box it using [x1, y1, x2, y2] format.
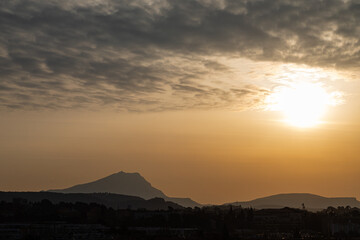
[226, 193, 360, 210]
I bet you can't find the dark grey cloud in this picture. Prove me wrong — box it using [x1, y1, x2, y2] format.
[0, 0, 358, 110]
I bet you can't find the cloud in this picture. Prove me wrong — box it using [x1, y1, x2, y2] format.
[0, 0, 358, 111]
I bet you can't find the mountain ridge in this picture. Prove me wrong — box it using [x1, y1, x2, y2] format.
[49, 171, 201, 208]
[0, 191, 184, 210]
[225, 193, 360, 211]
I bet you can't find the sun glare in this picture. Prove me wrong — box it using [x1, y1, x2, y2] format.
[267, 82, 339, 128]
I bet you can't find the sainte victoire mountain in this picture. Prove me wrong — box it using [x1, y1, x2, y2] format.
[49, 171, 201, 208]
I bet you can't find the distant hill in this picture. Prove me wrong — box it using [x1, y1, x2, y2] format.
[0, 191, 183, 210]
[49, 171, 201, 208]
[226, 193, 360, 211]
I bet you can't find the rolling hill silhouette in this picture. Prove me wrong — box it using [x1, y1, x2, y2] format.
[226, 193, 360, 211]
[49, 171, 201, 208]
[0, 191, 183, 210]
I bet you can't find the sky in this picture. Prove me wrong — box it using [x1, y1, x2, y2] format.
[0, 0, 360, 204]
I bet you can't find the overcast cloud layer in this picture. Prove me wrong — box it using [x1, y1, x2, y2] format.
[0, 0, 359, 111]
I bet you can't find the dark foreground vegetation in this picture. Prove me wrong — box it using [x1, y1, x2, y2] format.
[1, 198, 360, 239]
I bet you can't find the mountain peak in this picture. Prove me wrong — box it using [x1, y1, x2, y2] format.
[50, 171, 165, 200]
[49, 171, 202, 208]
[110, 171, 144, 180]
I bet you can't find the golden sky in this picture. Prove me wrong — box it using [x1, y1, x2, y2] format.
[1, 100, 360, 204]
[1, 0, 360, 204]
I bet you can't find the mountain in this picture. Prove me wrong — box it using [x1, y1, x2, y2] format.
[226, 193, 360, 211]
[0, 191, 183, 210]
[49, 171, 201, 208]
[50, 172, 166, 199]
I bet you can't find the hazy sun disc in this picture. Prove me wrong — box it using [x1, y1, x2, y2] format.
[267, 82, 340, 128]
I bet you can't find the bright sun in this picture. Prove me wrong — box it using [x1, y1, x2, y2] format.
[267, 82, 337, 128]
